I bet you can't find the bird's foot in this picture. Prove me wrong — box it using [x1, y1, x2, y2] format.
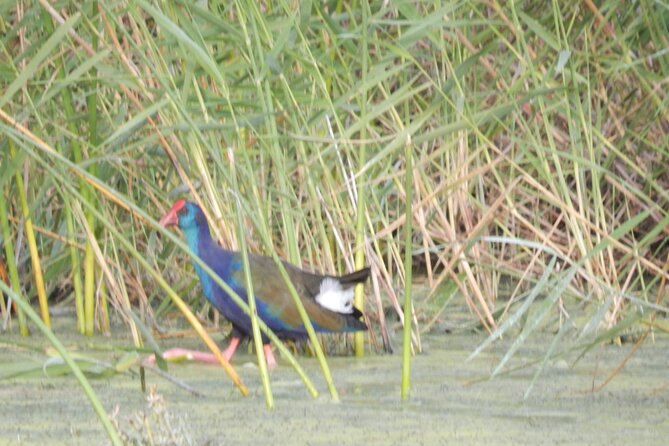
[140, 338, 280, 368]
[142, 337, 240, 367]
[142, 348, 222, 366]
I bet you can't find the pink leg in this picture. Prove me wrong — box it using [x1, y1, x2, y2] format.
[222, 336, 241, 361]
[142, 337, 241, 366]
[264, 344, 277, 369]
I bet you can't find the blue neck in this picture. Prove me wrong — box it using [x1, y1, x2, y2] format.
[182, 221, 216, 298]
[182, 222, 212, 255]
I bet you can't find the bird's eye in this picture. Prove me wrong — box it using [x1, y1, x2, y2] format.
[178, 207, 188, 216]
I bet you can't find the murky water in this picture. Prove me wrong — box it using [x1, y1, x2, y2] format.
[1, 314, 668, 445]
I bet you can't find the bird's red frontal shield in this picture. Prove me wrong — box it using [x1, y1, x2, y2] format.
[159, 199, 187, 227]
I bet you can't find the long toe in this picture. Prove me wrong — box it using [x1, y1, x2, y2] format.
[143, 348, 220, 365]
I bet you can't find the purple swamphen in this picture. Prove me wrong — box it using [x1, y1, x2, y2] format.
[153, 199, 368, 368]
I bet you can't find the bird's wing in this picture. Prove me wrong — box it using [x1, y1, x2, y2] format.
[229, 253, 354, 333]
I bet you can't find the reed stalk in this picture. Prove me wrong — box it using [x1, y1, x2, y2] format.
[9, 142, 50, 328]
[63, 195, 85, 333]
[54, 32, 87, 333]
[401, 139, 414, 400]
[353, 0, 370, 358]
[229, 149, 274, 409]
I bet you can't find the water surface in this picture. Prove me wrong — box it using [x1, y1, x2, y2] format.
[2, 315, 667, 445]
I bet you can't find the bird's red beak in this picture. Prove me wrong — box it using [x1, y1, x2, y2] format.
[159, 199, 186, 227]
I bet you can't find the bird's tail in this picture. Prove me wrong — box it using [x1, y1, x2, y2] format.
[336, 267, 371, 286]
[336, 267, 370, 330]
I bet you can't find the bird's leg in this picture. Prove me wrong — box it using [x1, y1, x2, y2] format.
[264, 344, 277, 369]
[222, 336, 240, 361]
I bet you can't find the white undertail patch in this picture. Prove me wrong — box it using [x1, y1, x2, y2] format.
[315, 278, 355, 314]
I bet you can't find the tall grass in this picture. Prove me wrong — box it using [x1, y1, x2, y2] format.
[1, 0, 668, 438]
